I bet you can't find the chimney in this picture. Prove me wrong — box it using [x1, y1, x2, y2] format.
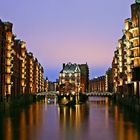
[63, 63, 65, 69]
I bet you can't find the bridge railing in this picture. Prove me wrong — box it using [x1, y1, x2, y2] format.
[87, 92, 113, 97]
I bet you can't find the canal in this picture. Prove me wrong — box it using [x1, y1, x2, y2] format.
[0, 97, 140, 140]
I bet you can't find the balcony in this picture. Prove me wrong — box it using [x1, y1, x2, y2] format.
[5, 60, 11, 66]
[21, 63, 25, 68]
[129, 26, 139, 32]
[130, 45, 139, 50]
[134, 62, 140, 67]
[21, 69, 25, 73]
[132, 54, 140, 59]
[5, 68, 11, 74]
[130, 36, 139, 42]
[29, 78, 33, 82]
[21, 75, 25, 79]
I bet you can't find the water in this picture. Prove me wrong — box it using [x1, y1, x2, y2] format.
[0, 97, 140, 140]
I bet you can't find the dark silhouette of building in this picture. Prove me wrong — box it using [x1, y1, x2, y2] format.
[79, 63, 89, 92]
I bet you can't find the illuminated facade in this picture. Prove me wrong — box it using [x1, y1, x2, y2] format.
[25, 52, 34, 94]
[89, 68, 113, 93]
[11, 40, 26, 96]
[33, 58, 39, 93]
[112, 1, 140, 96]
[38, 64, 44, 92]
[0, 21, 13, 98]
[0, 19, 45, 100]
[59, 63, 89, 94]
[90, 76, 106, 92]
[25, 53, 45, 94]
[59, 63, 81, 94]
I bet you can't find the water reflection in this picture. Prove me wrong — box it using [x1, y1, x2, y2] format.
[0, 97, 140, 140]
[4, 117, 13, 140]
[0, 101, 45, 140]
[113, 105, 140, 140]
[58, 104, 89, 140]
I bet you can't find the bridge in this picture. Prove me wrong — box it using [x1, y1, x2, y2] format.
[36, 91, 113, 98]
[36, 92, 57, 98]
[36, 92, 58, 104]
[87, 92, 113, 97]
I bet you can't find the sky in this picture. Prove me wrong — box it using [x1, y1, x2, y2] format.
[0, 0, 134, 81]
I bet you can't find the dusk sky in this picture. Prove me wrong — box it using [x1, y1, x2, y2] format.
[0, 0, 134, 81]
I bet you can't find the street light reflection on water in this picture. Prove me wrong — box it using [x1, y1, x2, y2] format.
[0, 97, 140, 140]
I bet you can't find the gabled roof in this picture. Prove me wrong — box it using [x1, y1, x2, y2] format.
[61, 62, 81, 73]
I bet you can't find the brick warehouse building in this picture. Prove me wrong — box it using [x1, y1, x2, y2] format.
[59, 63, 89, 94]
[78, 63, 89, 92]
[0, 19, 46, 100]
[89, 76, 106, 92]
[112, 1, 140, 96]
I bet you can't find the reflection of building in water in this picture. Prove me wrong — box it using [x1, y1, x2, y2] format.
[58, 105, 89, 132]
[19, 111, 27, 140]
[3, 118, 13, 140]
[114, 105, 140, 140]
[21, 102, 44, 140]
[105, 98, 109, 128]
[1, 102, 44, 140]
[89, 97, 110, 105]
[19, 102, 44, 140]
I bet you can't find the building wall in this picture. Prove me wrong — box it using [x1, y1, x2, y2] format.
[0, 19, 46, 99]
[11, 40, 26, 97]
[59, 63, 81, 94]
[44, 78, 48, 92]
[105, 68, 114, 92]
[112, 2, 140, 96]
[59, 72, 81, 94]
[79, 63, 89, 92]
[90, 76, 106, 92]
[33, 58, 39, 93]
[0, 21, 13, 98]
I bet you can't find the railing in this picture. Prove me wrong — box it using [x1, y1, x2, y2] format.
[87, 92, 113, 97]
